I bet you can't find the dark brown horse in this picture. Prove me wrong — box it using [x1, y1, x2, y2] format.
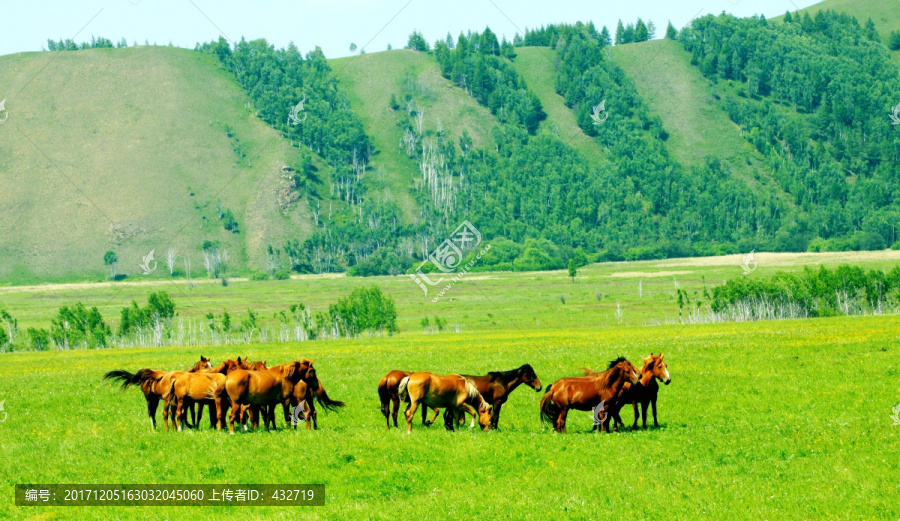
[628, 353, 671, 429]
[283, 374, 345, 430]
[539, 358, 639, 433]
[221, 359, 316, 433]
[459, 364, 542, 429]
[377, 370, 440, 430]
[398, 372, 493, 434]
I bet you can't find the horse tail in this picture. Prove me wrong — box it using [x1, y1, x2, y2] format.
[161, 376, 177, 406]
[103, 369, 161, 390]
[397, 376, 411, 403]
[377, 376, 391, 414]
[581, 367, 599, 376]
[539, 386, 559, 424]
[315, 383, 345, 412]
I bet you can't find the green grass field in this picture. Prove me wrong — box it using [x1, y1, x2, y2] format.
[1, 251, 899, 519]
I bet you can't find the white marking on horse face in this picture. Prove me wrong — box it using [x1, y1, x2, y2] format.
[662, 367, 671, 382]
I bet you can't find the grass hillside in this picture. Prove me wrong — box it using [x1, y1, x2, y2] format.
[610, 39, 792, 204]
[0, 46, 315, 283]
[510, 47, 608, 159]
[331, 49, 498, 222]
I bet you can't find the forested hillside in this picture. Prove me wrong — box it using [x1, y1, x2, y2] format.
[1, 0, 898, 283]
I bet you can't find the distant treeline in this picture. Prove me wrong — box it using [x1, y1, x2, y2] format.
[3, 286, 397, 352]
[707, 265, 900, 319]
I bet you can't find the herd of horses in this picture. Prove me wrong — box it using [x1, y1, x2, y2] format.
[104, 353, 670, 434]
[103, 357, 344, 433]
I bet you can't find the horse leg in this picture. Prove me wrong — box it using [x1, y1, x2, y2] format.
[310, 402, 318, 430]
[556, 407, 569, 434]
[428, 407, 441, 426]
[405, 399, 420, 434]
[631, 401, 639, 430]
[228, 403, 237, 434]
[195, 400, 203, 430]
[213, 399, 223, 431]
[651, 397, 659, 428]
[460, 403, 479, 430]
[641, 400, 650, 429]
[391, 396, 401, 428]
[147, 395, 159, 432]
[490, 402, 503, 430]
[175, 397, 185, 431]
[250, 405, 261, 430]
[208, 402, 217, 429]
[421, 405, 430, 426]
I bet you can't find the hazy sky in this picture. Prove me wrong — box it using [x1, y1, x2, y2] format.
[3, 0, 821, 58]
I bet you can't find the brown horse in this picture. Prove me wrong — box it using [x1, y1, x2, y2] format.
[459, 364, 542, 430]
[539, 358, 639, 433]
[103, 356, 214, 431]
[221, 359, 316, 433]
[280, 372, 345, 430]
[377, 370, 440, 430]
[398, 372, 493, 434]
[166, 357, 252, 431]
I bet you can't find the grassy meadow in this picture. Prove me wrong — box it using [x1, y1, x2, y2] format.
[1, 251, 899, 519]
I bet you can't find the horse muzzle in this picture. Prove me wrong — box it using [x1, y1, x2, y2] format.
[664, 378, 671, 385]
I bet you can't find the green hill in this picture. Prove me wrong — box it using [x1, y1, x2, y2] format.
[610, 39, 793, 204]
[0, 46, 316, 283]
[2, 0, 899, 284]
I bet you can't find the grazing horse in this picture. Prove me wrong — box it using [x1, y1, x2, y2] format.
[459, 364, 543, 429]
[377, 370, 440, 430]
[221, 359, 316, 433]
[539, 358, 639, 433]
[398, 372, 493, 434]
[103, 356, 214, 431]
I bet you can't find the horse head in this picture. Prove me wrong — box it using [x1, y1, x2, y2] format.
[519, 364, 542, 392]
[614, 359, 640, 385]
[284, 359, 316, 386]
[643, 353, 671, 385]
[188, 355, 213, 372]
[250, 360, 268, 370]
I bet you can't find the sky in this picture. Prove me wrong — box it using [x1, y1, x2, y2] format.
[2, 0, 823, 59]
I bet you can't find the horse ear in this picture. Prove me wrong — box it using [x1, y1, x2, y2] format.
[659, 353, 664, 359]
[309, 359, 315, 366]
[237, 356, 242, 364]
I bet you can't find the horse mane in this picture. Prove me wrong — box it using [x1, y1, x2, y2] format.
[487, 364, 533, 382]
[607, 356, 628, 369]
[463, 379, 490, 411]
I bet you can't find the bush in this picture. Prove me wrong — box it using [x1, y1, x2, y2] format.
[273, 268, 291, 280]
[27, 327, 52, 351]
[249, 270, 270, 281]
[320, 285, 398, 337]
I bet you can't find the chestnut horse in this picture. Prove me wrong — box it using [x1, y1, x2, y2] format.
[460, 364, 542, 429]
[377, 370, 440, 430]
[539, 358, 639, 433]
[220, 359, 316, 433]
[166, 357, 252, 431]
[398, 372, 492, 434]
[103, 355, 214, 431]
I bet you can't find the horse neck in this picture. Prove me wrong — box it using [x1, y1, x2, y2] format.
[498, 371, 523, 392]
[640, 363, 655, 386]
[467, 390, 486, 411]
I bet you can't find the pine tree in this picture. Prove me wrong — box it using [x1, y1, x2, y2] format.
[665, 22, 678, 40]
